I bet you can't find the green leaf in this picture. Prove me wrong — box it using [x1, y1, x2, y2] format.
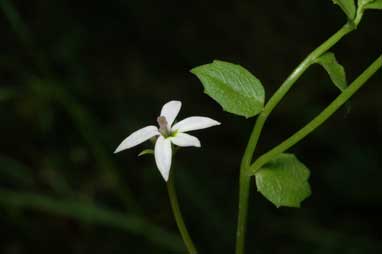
[314, 52, 348, 91]
[138, 149, 154, 157]
[332, 0, 356, 20]
[364, 0, 382, 9]
[191, 60, 265, 118]
[255, 153, 311, 208]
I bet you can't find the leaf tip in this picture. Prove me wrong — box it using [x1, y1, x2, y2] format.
[190, 67, 199, 76]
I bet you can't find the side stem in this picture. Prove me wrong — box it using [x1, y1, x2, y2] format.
[167, 171, 198, 254]
[250, 55, 382, 173]
[252, 22, 355, 154]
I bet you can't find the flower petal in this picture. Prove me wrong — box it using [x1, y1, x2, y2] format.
[160, 100, 182, 127]
[114, 126, 159, 153]
[170, 133, 201, 147]
[154, 136, 172, 181]
[172, 116, 221, 132]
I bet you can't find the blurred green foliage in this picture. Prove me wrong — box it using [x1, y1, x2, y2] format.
[0, 0, 381, 253]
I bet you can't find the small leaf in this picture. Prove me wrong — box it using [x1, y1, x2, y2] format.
[138, 149, 154, 157]
[191, 60, 265, 118]
[364, 0, 382, 9]
[255, 153, 311, 208]
[314, 52, 347, 91]
[331, 0, 356, 20]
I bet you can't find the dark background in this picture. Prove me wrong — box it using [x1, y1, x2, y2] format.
[0, 0, 381, 253]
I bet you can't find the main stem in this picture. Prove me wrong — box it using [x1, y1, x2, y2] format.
[235, 22, 355, 254]
[250, 55, 382, 173]
[167, 171, 198, 254]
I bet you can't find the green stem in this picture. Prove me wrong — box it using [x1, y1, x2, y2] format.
[235, 172, 251, 254]
[235, 114, 266, 254]
[235, 23, 356, 254]
[250, 55, 382, 173]
[167, 171, 198, 254]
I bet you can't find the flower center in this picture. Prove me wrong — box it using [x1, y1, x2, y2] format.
[157, 116, 171, 137]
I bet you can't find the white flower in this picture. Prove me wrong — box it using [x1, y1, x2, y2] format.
[114, 100, 221, 181]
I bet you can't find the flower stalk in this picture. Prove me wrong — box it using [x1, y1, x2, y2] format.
[167, 170, 198, 254]
[115, 100, 220, 253]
